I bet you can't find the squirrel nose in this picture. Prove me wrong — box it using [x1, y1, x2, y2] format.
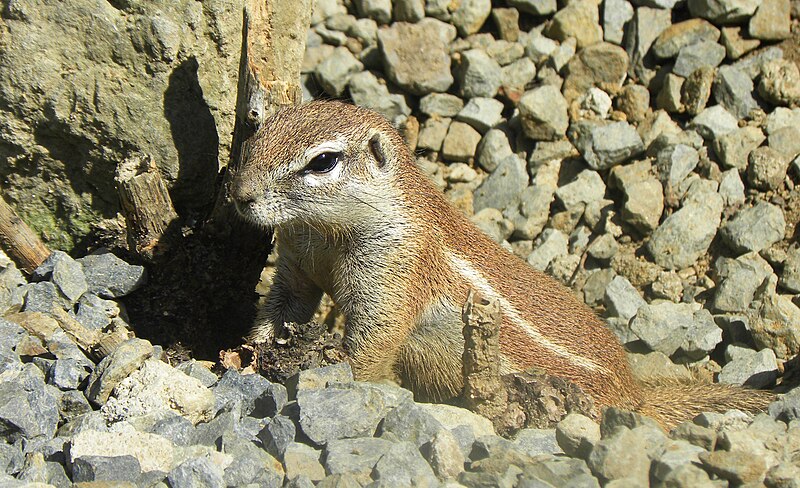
[231, 178, 257, 211]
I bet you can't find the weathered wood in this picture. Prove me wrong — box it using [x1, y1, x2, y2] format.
[0, 192, 51, 273]
[115, 152, 179, 260]
[210, 0, 312, 229]
[461, 290, 509, 417]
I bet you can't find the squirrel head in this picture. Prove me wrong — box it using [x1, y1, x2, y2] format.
[231, 100, 410, 230]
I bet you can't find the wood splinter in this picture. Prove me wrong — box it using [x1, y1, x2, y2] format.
[0, 193, 51, 273]
[115, 152, 178, 260]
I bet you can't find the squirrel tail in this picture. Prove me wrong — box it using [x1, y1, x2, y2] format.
[635, 380, 775, 430]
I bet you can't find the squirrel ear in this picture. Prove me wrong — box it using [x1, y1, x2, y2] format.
[368, 132, 390, 169]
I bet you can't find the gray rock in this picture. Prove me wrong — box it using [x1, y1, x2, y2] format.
[77, 251, 146, 299]
[471, 209, 514, 243]
[287, 362, 354, 397]
[562, 42, 629, 102]
[720, 202, 786, 254]
[176, 360, 218, 388]
[0, 441, 23, 476]
[419, 93, 464, 118]
[72, 455, 141, 483]
[719, 346, 779, 387]
[604, 275, 646, 321]
[505, 184, 556, 241]
[680, 309, 723, 360]
[656, 74, 685, 113]
[603, 0, 634, 45]
[32, 251, 87, 303]
[630, 302, 696, 356]
[214, 368, 287, 419]
[718, 169, 746, 206]
[221, 432, 283, 487]
[765, 107, 800, 135]
[257, 414, 296, 459]
[0, 262, 26, 315]
[549, 38, 579, 73]
[324, 437, 393, 485]
[713, 65, 758, 119]
[48, 358, 89, 391]
[296, 385, 386, 444]
[22, 282, 71, 315]
[283, 442, 325, 482]
[689, 105, 738, 143]
[315, 47, 363, 97]
[500, 58, 536, 96]
[556, 414, 600, 459]
[75, 294, 120, 331]
[747, 146, 790, 191]
[58, 389, 92, 425]
[698, 449, 767, 485]
[527, 229, 569, 271]
[512, 429, 562, 457]
[571, 121, 644, 171]
[780, 246, 800, 293]
[168, 456, 225, 488]
[749, 0, 792, 41]
[656, 144, 699, 189]
[688, 0, 760, 24]
[587, 427, 651, 484]
[442, 121, 482, 163]
[750, 287, 800, 360]
[472, 154, 528, 213]
[450, 0, 491, 36]
[378, 18, 455, 95]
[768, 387, 800, 422]
[621, 178, 664, 234]
[673, 41, 726, 77]
[486, 39, 525, 67]
[524, 32, 558, 62]
[545, 0, 603, 49]
[372, 441, 438, 487]
[721, 25, 761, 60]
[347, 71, 410, 125]
[84, 338, 154, 406]
[652, 18, 721, 60]
[682, 65, 716, 116]
[492, 8, 519, 42]
[144, 412, 194, 446]
[651, 440, 706, 483]
[476, 129, 513, 173]
[0, 363, 59, 442]
[393, 0, 424, 22]
[508, 0, 557, 15]
[555, 170, 606, 210]
[102, 358, 214, 425]
[381, 401, 447, 448]
[625, 6, 672, 82]
[353, 0, 391, 24]
[456, 98, 504, 134]
[456, 49, 502, 99]
[647, 194, 723, 270]
[758, 58, 800, 106]
[587, 234, 619, 262]
[615, 84, 651, 124]
[714, 252, 773, 312]
[518, 85, 569, 141]
[417, 117, 450, 152]
[520, 456, 599, 487]
[713, 125, 765, 171]
[768, 126, 800, 160]
[421, 429, 465, 480]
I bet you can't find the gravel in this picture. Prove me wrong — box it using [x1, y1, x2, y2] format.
[3, 0, 800, 486]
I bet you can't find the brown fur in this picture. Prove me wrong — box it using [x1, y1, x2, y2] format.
[231, 100, 772, 429]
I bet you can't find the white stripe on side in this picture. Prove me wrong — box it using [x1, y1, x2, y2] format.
[447, 252, 607, 373]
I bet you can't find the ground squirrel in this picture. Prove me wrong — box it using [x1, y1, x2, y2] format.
[231, 100, 770, 428]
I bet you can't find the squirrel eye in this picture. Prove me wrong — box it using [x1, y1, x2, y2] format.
[303, 152, 341, 174]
